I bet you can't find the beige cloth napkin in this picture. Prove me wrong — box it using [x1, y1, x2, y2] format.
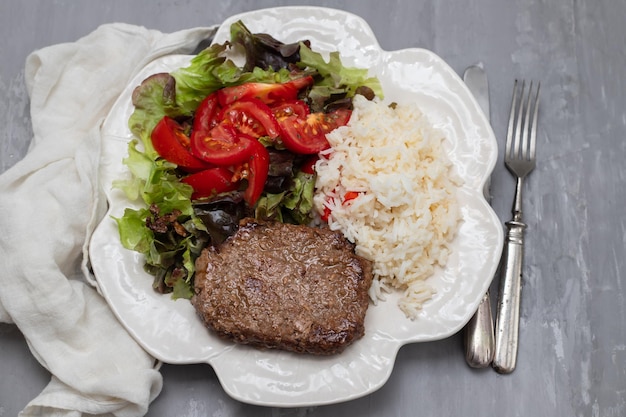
[0, 23, 216, 417]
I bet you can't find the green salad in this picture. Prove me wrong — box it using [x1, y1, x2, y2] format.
[113, 20, 383, 299]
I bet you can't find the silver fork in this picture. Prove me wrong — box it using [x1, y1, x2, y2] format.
[493, 80, 540, 374]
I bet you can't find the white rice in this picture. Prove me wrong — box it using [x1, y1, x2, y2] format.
[314, 95, 463, 319]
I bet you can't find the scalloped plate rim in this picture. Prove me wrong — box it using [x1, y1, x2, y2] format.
[89, 6, 503, 407]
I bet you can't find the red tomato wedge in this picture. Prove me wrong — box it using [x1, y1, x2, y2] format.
[181, 167, 238, 200]
[272, 100, 310, 120]
[277, 108, 352, 154]
[191, 123, 256, 166]
[299, 155, 319, 174]
[241, 139, 270, 206]
[217, 76, 314, 106]
[151, 116, 212, 170]
[218, 98, 281, 139]
[193, 92, 221, 135]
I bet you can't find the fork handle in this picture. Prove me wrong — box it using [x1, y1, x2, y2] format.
[493, 219, 526, 374]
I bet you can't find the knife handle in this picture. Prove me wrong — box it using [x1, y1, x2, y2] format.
[464, 290, 495, 368]
[493, 219, 526, 374]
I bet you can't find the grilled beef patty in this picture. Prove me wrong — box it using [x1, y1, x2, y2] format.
[191, 218, 373, 355]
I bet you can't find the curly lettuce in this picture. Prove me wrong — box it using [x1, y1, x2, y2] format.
[113, 140, 202, 299]
[115, 20, 383, 299]
[297, 43, 383, 112]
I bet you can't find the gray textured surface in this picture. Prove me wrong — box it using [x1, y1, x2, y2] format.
[1, 0, 625, 416]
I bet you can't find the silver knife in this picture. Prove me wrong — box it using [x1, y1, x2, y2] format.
[462, 64, 495, 368]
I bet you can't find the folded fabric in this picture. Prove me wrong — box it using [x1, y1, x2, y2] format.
[0, 23, 216, 417]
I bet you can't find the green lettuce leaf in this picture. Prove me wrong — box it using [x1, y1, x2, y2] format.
[298, 42, 383, 110]
[127, 73, 185, 158]
[113, 140, 193, 214]
[254, 171, 316, 224]
[283, 171, 316, 224]
[171, 42, 245, 114]
[115, 207, 154, 254]
[255, 191, 286, 222]
[112, 139, 200, 298]
[171, 276, 194, 300]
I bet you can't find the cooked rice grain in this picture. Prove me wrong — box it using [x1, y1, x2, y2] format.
[314, 95, 462, 319]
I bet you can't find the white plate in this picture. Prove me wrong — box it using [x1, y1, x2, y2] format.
[90, 6, 503, 407]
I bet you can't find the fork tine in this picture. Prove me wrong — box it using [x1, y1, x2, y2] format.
[506, 80, 540, 163]
[529, 82, 540, 161]
[521, 81, 533, 160]
[522, 81, 540, 161]
[513, 80, 526, 159]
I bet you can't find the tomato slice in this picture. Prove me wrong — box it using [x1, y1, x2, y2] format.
[277, 108, 352, 154]
[217, 76, 314, 106]
[272, 100, 310, 121]
[181, 167, 238, 200]
[151, 116, 212, 170]
[193, 92, 221, 136]
[191, 123, 258, 166]
[242, 139, 270, 206]
[218, 98, 281, 139]
[299, 155, 319, 174]
[186, 134, 269, 205]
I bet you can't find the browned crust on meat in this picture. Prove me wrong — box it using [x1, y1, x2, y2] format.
[191, 218, 373, 355]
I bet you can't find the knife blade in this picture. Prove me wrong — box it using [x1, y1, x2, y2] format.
[462, 64, 495, 368]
